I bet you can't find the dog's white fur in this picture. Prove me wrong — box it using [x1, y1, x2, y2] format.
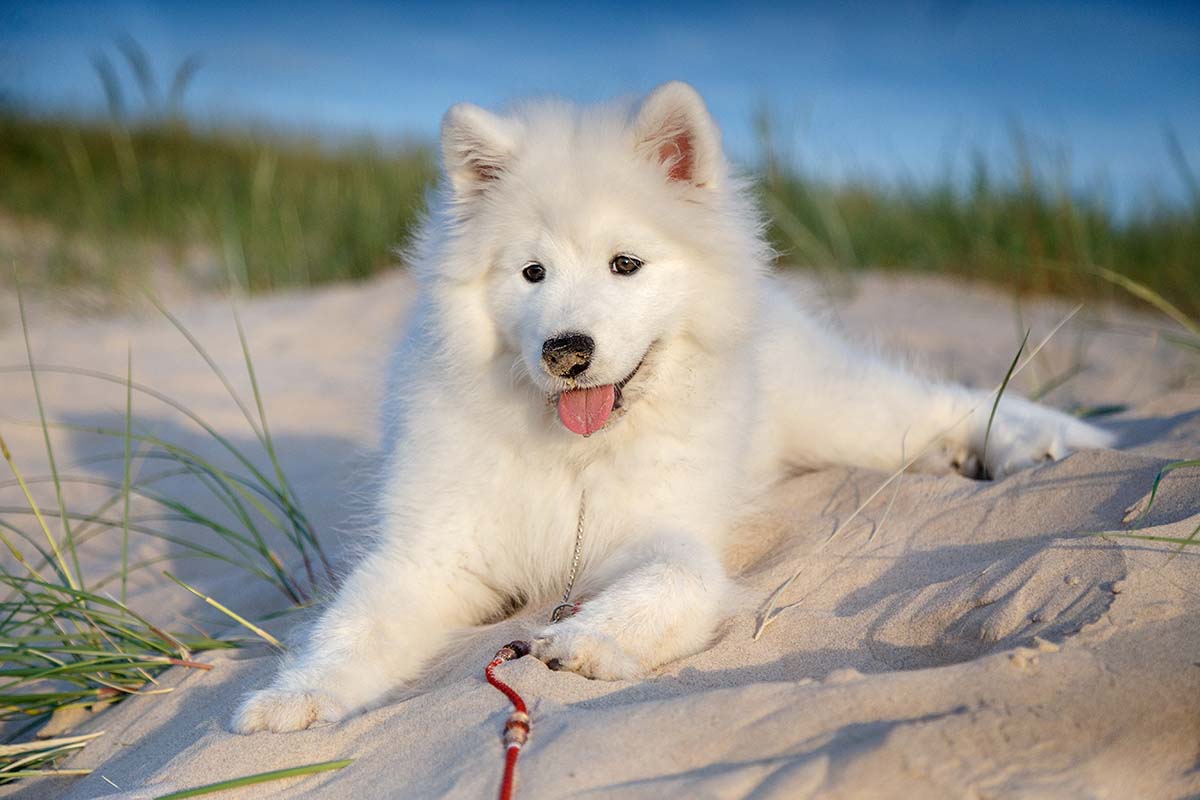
[233, 82, 1115, 733]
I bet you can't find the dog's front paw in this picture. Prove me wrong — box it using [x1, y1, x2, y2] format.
[532, 620, 641, 680]
[979, 401, 1115, 479]
[232, 687, 346, 734]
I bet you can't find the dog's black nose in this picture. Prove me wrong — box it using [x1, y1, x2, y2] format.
[542, 333, 594, 378]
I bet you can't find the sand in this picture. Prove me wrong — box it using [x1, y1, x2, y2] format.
[1, 271, 1197, 799]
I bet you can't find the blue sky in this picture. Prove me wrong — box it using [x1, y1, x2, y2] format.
[3, 1, 1198, 208]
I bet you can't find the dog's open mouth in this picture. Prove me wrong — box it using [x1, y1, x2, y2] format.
[554, 352, 648, 437]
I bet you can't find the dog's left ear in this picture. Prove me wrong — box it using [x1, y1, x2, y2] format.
[633, 82, 723, 189]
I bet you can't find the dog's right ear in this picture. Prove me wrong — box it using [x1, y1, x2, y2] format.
[441, 103, 520, 201]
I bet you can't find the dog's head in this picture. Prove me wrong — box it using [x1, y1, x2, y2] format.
[427, 82, 766, 437]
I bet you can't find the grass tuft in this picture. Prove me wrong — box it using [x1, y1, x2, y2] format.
[0, 731, 103, 785]
[758, 128, 1200, 322]
[0, 112, 435, 294]
[1087, 459, 1200, 552]
[0, 287, 328, 785]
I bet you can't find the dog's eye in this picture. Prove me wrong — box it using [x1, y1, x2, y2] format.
[522, 262, 546, 283]
[610, 254, 643, 276]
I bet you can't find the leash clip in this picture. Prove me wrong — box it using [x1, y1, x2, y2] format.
[549, 602, 580, 623]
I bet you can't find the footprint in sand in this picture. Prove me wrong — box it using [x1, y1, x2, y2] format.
[868, 537, 1125, 669]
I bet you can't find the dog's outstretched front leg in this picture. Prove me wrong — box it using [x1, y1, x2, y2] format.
[233, 549, 496, 733]
[531, 534, 730, 680]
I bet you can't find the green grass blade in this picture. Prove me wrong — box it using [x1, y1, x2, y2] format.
[3, 473, 281, 573]
[0, 414, 308, 554]
[1030, 361, 1083, 401]
[121, 347, 134, 602]
[154, 758, 352, 799]
[0, 364, 323, 591]
[1161, 332, 1200, 352]
[0, 431, 67, 586]
[230, 301, 328, 583]
[1127, 459, 1200, 526]
[0, 365, 300, 519]
[144, 295, 265, 441]
[0, 731, 104, 757]
[0, 731, 102, 784]
[45, 451, 293, 556]
[1078, 459, 1200, 556]
[164, 572, 284, 649]
[11, 285, 80, 590]
[1086, 530, 1200, 547]
[1091, 267, 1200, 337]
[982, 327, 1030, 477]
[2, 769, 93, 779]
[0, 507, 297, 600]
[1073, 403, 1129, 419]
[2, 468, 299, 598]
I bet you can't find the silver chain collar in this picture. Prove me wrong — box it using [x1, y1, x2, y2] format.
[550, 491, 586, 623]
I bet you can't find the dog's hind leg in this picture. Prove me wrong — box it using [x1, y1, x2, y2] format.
[762, 307, 1115, 478]
[530, 533, 730, 679]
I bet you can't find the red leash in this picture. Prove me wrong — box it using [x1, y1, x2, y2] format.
[483, 497, 586, 796]
[486, 640, 532, 800]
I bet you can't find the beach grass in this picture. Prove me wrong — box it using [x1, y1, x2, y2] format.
[0, 111, 435, 294]
[760, 158, 1200, 321]
[1, 110, 1197, 324]
[1086, 459, 1200, 551]
[0, 731, 103, 784]
[0, 286, 325, 784]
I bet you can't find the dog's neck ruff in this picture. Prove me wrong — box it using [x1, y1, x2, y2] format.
[550, 491, 586, 623]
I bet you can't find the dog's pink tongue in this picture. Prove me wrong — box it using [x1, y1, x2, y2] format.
[557, 384, 615, 436]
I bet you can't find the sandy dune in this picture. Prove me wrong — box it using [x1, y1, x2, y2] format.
[1, 272, 1197, 799]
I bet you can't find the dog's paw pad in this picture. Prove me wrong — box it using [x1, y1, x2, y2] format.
[531, 623, 640, 681]
[232, 688, 345, 734]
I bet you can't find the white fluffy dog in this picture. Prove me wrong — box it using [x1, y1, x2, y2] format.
[234, 82, 1114, 733]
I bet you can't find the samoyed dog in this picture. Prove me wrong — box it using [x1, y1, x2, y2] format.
[234, 82, 1114, 733]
